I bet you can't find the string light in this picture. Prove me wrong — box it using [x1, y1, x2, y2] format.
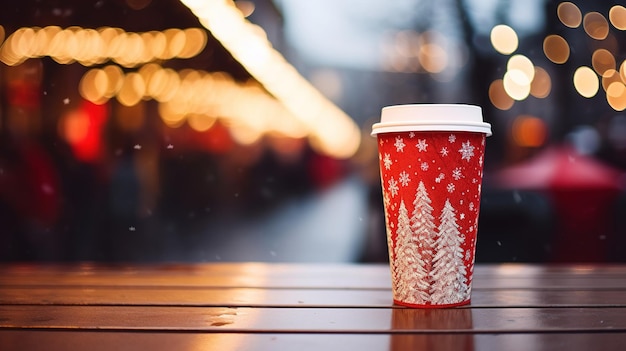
[0, 25, 207, 67]
[179, 0, 361, 159]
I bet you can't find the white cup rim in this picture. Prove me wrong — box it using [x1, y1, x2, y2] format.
[371, 104, 492, 136]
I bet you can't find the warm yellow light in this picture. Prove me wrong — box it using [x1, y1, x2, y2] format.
[63, 110, 90, 143]
[557, 2, 582, 28]
[507, 54, 534, 82]
[543, 34, 570, 64]
[117, 32, 145, 67]
[490, 25, 518, 55]
[149, 31, 168, 59]
[79, 68, 109, 104]
[179, 28, 207, 58]
[15, 27, 37, 58]
[102, 64, 124, 98]
[163, 28, 185, 59]
[489, 79, 514, 110]
[530, 66, 551, 98]
[606, 81, 626, 111]
[188, 113, 217, 132]
[583, 12, 609, 40]
[147, 68, 180, 102]
[591, 48, 615, 76]
[229, 123, 263, 145]
[418, 43, 447, 73]
[602, 69, 621, 91]
[180, 0, 361, 159]
[117, 72, 145, 106]
[512, 115, 547, 147]
[503, 69, 531, 101]
[158, 101, 186, 128]
[609, 5, 626, 30]
[620, 60, 626, 83]
[573, 66, 599, 98]
[1, 25, 205, 67]
[0, 25, 5, 46]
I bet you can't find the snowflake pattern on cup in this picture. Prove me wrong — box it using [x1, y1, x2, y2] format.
[377, 131, 486, 307]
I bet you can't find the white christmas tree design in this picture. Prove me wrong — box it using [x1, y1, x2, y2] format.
[384, 191, 399, 291]
[429, 199, 469, 305]
[393, 200, 418, 303]
[409, 181, 436, 303]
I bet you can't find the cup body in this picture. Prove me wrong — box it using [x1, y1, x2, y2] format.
[372, 104, 491, 308]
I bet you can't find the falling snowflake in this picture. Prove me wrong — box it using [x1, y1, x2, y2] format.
[452, 167, 463, 180]
[459, 141, 475, 161]
[448, 134, 457, 143]
[394, 137, 406, 152]
[416, 139, 428, 152]
[383, 153, 393, 170]
[399, 171, 411, 187]
[440, 147, 449, 156]
[134, 144, 142, 150]
[447, 183, 455, 193]
[435, 173, 445, 183]
[388, 177, 399, 197]
[166, 144, 174, 149]
[420, 162, 429, 171]
[63, 98, 70, 105]
[409, 131, 415, 138]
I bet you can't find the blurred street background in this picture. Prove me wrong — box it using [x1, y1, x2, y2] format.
[0, 0, 625, 263]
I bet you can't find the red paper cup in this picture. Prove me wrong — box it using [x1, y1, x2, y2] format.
[372, 104, 492, 308]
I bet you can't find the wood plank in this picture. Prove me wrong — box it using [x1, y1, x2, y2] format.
[1, 305, 625, 333]
[3, 264, 626, 290]
[2, 263, 625, 277]
[2, 287, 626, 308]
[2, 330, 625, 351]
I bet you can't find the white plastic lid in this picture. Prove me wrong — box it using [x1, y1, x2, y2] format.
[371, 104, 492, 136]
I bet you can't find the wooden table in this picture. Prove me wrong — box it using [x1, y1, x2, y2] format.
[1, 263, 626, 350]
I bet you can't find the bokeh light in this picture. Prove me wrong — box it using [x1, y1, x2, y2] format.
[0, 25, 207, 67]
[512, 115, 548, 147]
[583, 12, 609, 40]
[530, 66, 551, 98]
[606, 82, 626, 111]
[503, 69, 531, 101]
[489, 79, 514, 110]
[543, 35, 570, 64]
[507, 54, 534, 82]
[79, 68, 108, 104]
[557, 2, 582, 28]
[620, 60, 626, 83]
[609, 5, 626, 30]
[490, 24, 518, 55]
[591, 48, 615, 76]
[573, 66, 599, 98]
[117, 72, 145, 106]
[601, 69, 622, 91]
